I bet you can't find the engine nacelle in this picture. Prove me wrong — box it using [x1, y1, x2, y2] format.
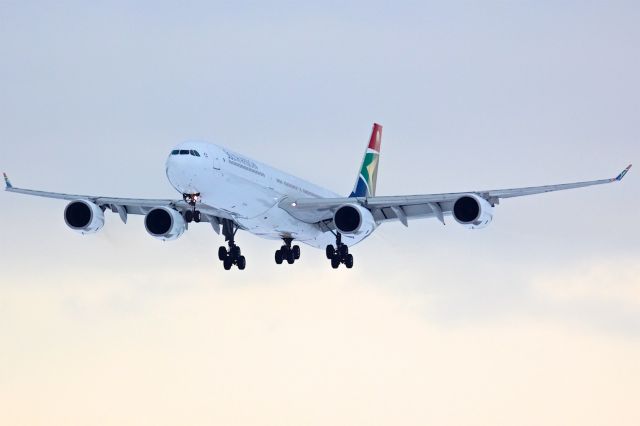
[144, 207, 186, 241]
[332, 204, 376, 235]
[452, 194, 494, 229]
[64, 200, 105, 234]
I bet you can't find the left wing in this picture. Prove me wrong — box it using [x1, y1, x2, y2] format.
[3, 173, 231, 233]
[279, 165, 632, 226]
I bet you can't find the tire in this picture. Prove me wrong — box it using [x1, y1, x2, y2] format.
[339, 244, 349, 257]
[286, 251, 295, 264]
[237, 256, 246, 270]
[194, 211, 201, 223]
[218, 246, 227, 261]
[325, 245, 335, 260]
[223, 257, 233, 270]
[292, 245, 300, 259]
[185, 210, 193, 223]
[330, 257, 340, 269]
[231, 246, 241, 259]
[345, 253, 354, 269]
[275, 249, 283, 264]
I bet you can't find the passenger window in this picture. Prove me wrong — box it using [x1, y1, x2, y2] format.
[171, 150, 179, 155]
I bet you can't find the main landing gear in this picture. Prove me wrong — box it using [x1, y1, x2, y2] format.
[218, 218, 246, 270]
[183, 193, 202, 223]
[326, 233, 353, 269]
[274, 238, 301, 265]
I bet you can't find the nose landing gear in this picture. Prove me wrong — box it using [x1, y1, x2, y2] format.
[218, 219, 246, 270]
[326, 233, 353, 269]
[183, 193, 201, 223]
[275, 238, 300, 265]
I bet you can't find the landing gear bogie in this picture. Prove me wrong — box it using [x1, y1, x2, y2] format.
[218, 218, 246, 270]
[327, 233, 354, 269]
[183, 193, 201, 224]
[275, 238, 300, 265]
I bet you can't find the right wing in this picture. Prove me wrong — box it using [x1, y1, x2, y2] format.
[280, 164, 632, 226]
[3, 173, 232, 233]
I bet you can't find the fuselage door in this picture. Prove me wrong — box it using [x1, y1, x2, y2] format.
[213, 157, 221, 170]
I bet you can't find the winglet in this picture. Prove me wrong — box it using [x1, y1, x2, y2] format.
[3, 172, 12, 189]
[614, 164, 632, 182]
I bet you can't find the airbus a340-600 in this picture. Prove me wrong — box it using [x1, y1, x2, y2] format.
[3, 124, 631, 270]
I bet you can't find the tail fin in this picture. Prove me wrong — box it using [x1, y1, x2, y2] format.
[350, 123, 382, 197]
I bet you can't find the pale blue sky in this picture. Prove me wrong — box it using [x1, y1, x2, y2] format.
[1, 1, 639, 424]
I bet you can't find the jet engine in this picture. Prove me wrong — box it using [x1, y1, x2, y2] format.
[332, 204, 376, 235]
[452, 194, 494, 229]
[64, 200, 105, 234]
[144, 207, 187, 241]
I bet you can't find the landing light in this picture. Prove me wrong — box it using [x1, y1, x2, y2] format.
[291, 202, 297, 207]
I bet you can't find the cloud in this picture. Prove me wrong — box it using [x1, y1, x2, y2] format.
[532, 257, 640, 311]
[1, 270, 640, 425]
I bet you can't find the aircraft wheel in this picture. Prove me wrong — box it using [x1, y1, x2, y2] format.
[286, 250, 295, 264]
[330, 256, 340, 269]
[325, 245, 335, 260]
[230, 245, 241, 259]
[223, 257, 233, 270]
[185, 210, 193, 223]
[194, 210, 201, 223]
[345, 254, 354, 269]
[218, 246, 227, 261]
[275, 249, 283, 264]
[292, 245, 300, 260]
[237, 256, 246, 270]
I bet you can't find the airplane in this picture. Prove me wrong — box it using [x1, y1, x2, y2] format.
[3, 123, 632, 270]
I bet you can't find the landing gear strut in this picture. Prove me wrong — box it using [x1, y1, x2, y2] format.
[326, 233, 353, 269]
[218, 218, 246, 270]
[275, 238, 300, 265]
[183, 193, 201, 223]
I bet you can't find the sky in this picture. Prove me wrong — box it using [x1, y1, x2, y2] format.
[0, 1, 639, 425]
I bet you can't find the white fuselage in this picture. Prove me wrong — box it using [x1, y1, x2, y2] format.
[164, 141, 370, 249]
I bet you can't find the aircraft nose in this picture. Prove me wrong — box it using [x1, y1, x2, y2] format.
[165, 150, 198, 194]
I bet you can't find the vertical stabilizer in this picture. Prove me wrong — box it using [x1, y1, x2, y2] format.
[350, 123, 382, 197]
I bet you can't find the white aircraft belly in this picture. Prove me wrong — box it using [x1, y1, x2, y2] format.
[198, 169, 280, 219]
[234, 203, 323, 242]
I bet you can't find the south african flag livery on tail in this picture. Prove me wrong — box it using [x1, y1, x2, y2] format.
[350, 123, 382, 198]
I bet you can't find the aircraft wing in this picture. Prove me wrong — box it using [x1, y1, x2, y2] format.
[2, 173, 232, 233]
[280, 165, 632, 226]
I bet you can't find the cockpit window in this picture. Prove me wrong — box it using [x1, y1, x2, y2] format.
[171, 149, 201, 156]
